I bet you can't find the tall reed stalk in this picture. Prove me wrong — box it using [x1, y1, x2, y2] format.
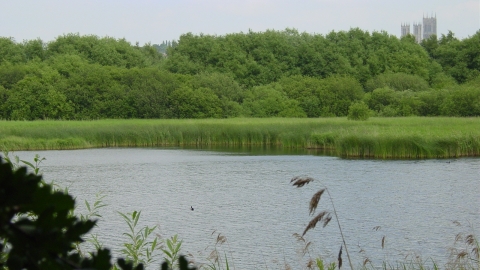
[291, 176, 354, 270]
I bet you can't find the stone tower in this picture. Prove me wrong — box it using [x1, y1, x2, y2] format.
[401, 23, 411, 37]
[423, 15, 437, 40]
[413, 23, 422, 43]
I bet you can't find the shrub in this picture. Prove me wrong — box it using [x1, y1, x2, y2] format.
[347, 102, 370, 121]
[0, 157, 194, 270]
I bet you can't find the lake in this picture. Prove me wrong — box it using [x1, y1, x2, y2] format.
[9, 148, 480, 269]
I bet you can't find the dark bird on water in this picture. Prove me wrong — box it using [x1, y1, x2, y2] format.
[191, 206, 194, 211]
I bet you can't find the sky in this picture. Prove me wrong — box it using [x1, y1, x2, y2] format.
[1, 0, 479, 45]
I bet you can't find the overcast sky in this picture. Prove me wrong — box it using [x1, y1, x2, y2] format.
[1, 0, 479, 45]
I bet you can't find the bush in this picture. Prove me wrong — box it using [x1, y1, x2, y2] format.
[347, 102, 370, 121]
[0, 157, 194, 270]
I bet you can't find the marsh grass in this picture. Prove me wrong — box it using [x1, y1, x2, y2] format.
[1, 117, 479, 159]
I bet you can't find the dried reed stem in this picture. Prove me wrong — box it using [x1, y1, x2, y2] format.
[324, 187, 354, 270]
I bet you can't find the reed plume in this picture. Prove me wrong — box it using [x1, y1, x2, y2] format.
[309, 189, 325, 215]
[291, 176, 354, 270]
[302, 211, 329, 236]
[291, 176, 314, 187]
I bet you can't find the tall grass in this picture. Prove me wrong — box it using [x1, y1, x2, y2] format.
[1, 117, 479, 159]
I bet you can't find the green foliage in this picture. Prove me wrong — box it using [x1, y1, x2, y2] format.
[191, 73, 245, 118]
[0, 31, 479, 121]
[440, 85, 480, 116]
[322, 75, 364, 116]
[347, 102, 370, 121]
[0, 63, 28, 90]
[365, 72, 429, 92]
[170, 86, 223, 118]
[364, 87, 397, 113]
[242, 84, 306, 117]
[434, 31, 480, 83]
[119, 211, 161, 268]
[47, 34, 162, 68]
[0, 157, 112, 269]
[165, 28, 434, 88]
[0, 38, 25, 65]
[1, 30, 480, 120]
[22, 39, 46, 61]
[0, 156, 198, 270]
[162, 235, 183, 270]
[1, 151, 45, 176]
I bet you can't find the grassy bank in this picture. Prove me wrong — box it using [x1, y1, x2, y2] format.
[1, 117, 479, 159]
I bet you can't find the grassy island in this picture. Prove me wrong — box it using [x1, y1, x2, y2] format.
[1, 117, 479, 159]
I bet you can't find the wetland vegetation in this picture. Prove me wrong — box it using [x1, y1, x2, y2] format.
[1, 117, 480, 159]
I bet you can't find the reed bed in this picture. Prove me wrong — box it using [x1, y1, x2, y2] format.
[1, 117, 479, 159]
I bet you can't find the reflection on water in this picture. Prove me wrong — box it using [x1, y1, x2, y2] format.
[7, 148, 480, 269]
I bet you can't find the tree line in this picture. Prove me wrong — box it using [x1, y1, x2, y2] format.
[0, 29, 479, 120]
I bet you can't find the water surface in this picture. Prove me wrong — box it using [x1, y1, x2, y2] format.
[10, 148, 480, 269]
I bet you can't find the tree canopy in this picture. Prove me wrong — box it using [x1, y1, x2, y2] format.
[0, 29, 479, 120]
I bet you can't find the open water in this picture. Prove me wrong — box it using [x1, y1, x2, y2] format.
[10, 148, 480, 269]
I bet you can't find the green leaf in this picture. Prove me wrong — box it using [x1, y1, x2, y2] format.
[162, 250, 172, 259]
[85, 200, 91, 212]
[151, 238, 158, 251]
[20, 160, 35, 169]
[167, 239, 173, 252]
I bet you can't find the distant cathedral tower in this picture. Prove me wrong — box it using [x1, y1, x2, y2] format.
[413, 23, 422, 43]
[401, 14, 437, 43]
[401, 23, 411, 37]
[423, 15, 437, 40]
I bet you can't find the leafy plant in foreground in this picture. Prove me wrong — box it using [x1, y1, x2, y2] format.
[0, 156, 196, 270]
[0, 156, 111, 269]
[2, 150, 45, 175]
[119, 210, 162, 268]
[74, 193, 107, 258]
[162, 234, 183, 270]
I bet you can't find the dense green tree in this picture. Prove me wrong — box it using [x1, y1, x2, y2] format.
[279, 75, 334, 117]
[2, 67, 73, 120]
[434, 31, 480, 83]
[0, 37, 25, 64]
[46, 34, 162, 68]
[123, 68, 185, 118]
[416, 89, 448, 116]
[322, 75, 364, 116]
[420, 34, 439, 59]
[0, 63, 28, 89]
[347, 101, 371, 120]
[1, 29, 479, 120]
[395, 90, 423, 116]
[440, 85, 480, 116]
[241, 83, 306, 117]
[191, 72, 244, 117]
[364, 87, 397, 113]
[169, 86, 223, 118]
[22, 38, 46, 61]
[365, 72, 430, 92]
